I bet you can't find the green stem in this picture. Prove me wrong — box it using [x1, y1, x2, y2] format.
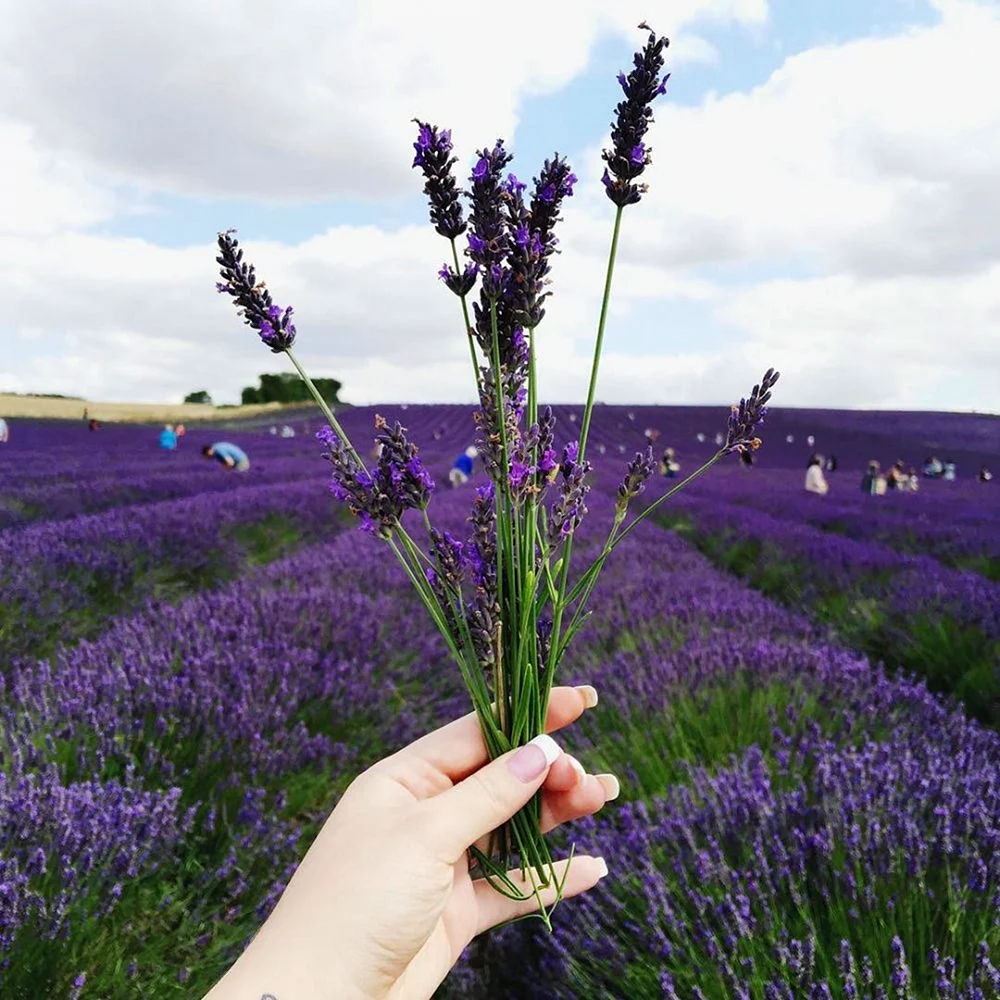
[450, 239, 481, 386]
[543, 205, 625, 702]
[577, 205, 624, 463]
[610, 451, 726, 551]
[284, 348, 367, 471]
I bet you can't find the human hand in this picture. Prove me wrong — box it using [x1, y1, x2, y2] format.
[205, 685, 617, 1000]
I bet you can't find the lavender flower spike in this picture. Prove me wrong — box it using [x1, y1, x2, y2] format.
[601, 23, 670, 207]
[438, 261, 479, 298]
[725, 367, 781, 454]
[616, 446, 656, 513]
[412, 120, 466, 240]
[216, 230, 297, 353]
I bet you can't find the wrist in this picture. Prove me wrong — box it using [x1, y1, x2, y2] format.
[202, 914, 366, 1000]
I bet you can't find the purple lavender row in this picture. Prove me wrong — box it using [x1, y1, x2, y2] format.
[0, 478, 341, 661]
[5, 487, 999, 993]
[668, 493, 1000, 643]
[680, 467, 1000, 574]
[0, 460, 326, 529]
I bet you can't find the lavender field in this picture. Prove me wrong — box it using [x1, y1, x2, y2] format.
[1, 405, 999, 999]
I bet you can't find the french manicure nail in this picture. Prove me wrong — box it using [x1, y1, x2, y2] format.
[595, 857, 609, 879]
[509, 734, 562, 783]
[596, 773, 620, 801]
[567, 756, 587, 785]
[576, 685, 599, 709]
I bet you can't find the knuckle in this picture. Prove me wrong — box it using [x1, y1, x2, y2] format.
[467, 768, 511, 823]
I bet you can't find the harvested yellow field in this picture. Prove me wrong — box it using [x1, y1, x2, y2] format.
[0, 394, 292, 424]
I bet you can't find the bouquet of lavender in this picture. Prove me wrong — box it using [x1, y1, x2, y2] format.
[215, 22, 777, 928]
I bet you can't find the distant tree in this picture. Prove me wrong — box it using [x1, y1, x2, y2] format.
[240, 372, 342, 406]
[183, 389, 213, 405]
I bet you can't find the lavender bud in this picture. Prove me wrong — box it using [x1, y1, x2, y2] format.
[216, 230, 297, 353]
[601, 23, 670, 208]
[437, 261, 479, 297]
[412, 121, 466, 240]
[725, 368, 780, 455]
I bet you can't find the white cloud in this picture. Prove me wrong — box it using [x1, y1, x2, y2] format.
[0, 123, 116, 235]
[0, 0, 765, 201]
[2, 0, 999, 414]
[611, 0, 1000, 279]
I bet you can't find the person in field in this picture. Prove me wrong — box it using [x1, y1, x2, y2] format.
[660, 447, 680, 478]
[159, 424, 178, 451]
[0, 417, 8, 444]
[88, 418, 101, 432]
[175, 423, 186, 439]
[861, 460, 880, 496]
[202, 442, 250, 472]
[907, 467, 920, 492]
[448, 446, 477, 487]
[923, 455, 943, 478]
[943, 458, 957, 482]
[804, 454, 829, 495]
[825, 454, 838, 473]
[885, 460, 907, 491]
[980, 466, 994, 483]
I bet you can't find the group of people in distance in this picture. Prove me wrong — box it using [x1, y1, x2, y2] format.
[157, 422, 250, 471]
[859, 459, 919, 496]
[158, 423, 185, 450]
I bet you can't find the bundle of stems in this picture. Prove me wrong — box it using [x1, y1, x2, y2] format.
[214, 23, 777, 929]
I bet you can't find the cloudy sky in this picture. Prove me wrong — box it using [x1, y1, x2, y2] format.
[1, 0, 998, 410]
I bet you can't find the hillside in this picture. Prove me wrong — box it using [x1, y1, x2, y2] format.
[0, 393, 296, 424]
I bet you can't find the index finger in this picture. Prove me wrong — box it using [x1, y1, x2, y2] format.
[398, 684, 598, 782]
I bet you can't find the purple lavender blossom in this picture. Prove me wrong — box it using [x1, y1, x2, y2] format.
[317, 416, 434, 536]
[549, 441, 592, 541]
[725, 367, 781, 455]
[438, 261, 479, 297]
[216, 230, 297, 353]
[502, 156, 576, 330]
[412, 121, 467, 240]
[601, 23, 670, 207]
[616, 445, 656, 511]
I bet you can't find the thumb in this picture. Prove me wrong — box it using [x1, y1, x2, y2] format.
[427, 734, 562, 862]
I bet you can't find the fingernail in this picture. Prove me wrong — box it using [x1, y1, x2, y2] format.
[509, 734, 562, 783]
[576, 685, 599, 709]
[567, 756, 587, 785]
[596, 773, 620, 801]
[595, 857, 609, 879]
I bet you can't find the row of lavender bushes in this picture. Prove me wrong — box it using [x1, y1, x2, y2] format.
[0, 479, 345, 661]
[3, 475, 1000, 996]
[652, 492, 1000, 727]
[683, 466, 1000, 580]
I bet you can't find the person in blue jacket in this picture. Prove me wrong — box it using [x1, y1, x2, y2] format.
[448, 446, 477, 487]
[202, 441, 250, 472]
[159, 424, 178, 451]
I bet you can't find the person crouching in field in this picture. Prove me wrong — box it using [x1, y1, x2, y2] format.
[0, 417, 8, 444]
[448, 446, 477, 488]
[805, 454, 829, 495]
[202, 442, 250, 472]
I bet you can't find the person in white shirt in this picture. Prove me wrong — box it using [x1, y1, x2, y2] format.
[805, 454, 829, 495]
